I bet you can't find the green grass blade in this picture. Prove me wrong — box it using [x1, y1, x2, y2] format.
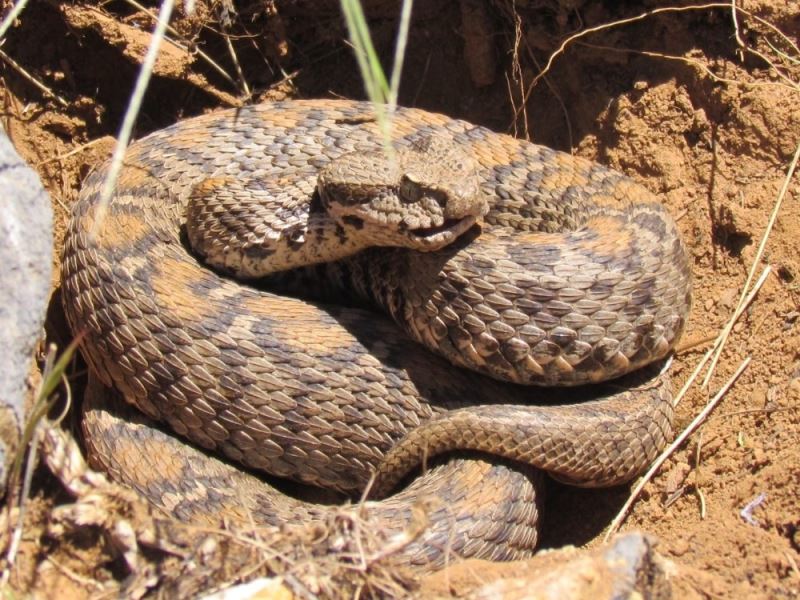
[340, 0, 414, 149]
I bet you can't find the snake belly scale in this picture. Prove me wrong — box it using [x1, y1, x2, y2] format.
[61, 99, 691, 566]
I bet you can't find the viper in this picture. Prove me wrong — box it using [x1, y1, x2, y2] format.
[61, 99, 692, 567]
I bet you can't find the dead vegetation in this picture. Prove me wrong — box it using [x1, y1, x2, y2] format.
[0, 0, 797, 597]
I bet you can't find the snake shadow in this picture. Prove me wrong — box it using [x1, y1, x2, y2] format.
[538, 481, 633, 549]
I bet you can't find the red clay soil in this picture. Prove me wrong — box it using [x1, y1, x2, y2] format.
[0, 0, 797, 597]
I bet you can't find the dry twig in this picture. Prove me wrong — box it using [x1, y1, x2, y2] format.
[516, 2, 800, 120]
[672, 265, 770, 410]
[605, 356, 751, 540]
[703, 141, 800, 388]
[0, 47, 68, 107]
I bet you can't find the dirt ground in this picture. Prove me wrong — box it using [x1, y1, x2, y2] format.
[0, 0, 798, 597]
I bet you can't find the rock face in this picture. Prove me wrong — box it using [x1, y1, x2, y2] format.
[421, 532, 674, 600]
[0, 129, 53, 496]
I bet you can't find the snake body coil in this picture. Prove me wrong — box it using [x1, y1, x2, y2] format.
[61, 100, 691, 566]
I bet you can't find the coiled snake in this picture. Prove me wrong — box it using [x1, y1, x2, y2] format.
[61, 99, 691, 567]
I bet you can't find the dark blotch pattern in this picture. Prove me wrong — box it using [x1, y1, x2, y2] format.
[62, 99, 691, 568]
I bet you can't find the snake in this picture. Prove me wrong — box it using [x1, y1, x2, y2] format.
[61, 99, 692, 568]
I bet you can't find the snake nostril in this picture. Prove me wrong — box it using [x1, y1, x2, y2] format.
[433, 191, 449, 209]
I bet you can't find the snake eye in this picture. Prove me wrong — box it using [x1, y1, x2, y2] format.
[399, 174, 422, 204]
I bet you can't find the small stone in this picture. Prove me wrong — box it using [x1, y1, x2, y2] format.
[751, 385, 768, 407]
[750, 448, 770, 470]
[671, 537, 690, 557]
[788, 378, 800, 400]
[766, 552, 789, 576]
[718, 288, 738, 310]
[664, 462, 691, 496]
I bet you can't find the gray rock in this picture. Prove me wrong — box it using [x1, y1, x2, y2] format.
[465, 532, 671, 600]
[0, 129, 53, 496]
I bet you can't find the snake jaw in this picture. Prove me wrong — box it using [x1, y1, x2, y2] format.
[406, 214, 480, 249]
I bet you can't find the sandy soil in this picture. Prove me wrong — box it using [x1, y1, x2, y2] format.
[0, 0, 798, 597]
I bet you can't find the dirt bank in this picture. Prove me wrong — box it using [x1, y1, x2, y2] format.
[0, 1, 797, 597]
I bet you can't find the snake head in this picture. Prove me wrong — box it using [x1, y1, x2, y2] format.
[318, 136, 488, 251]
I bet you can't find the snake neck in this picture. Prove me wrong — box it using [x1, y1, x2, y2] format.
[186, 178, 372, 278]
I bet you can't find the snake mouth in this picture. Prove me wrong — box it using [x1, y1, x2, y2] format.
[410, 215, 478, 247]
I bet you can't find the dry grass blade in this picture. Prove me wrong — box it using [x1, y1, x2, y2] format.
[673, 265, 770, 409]
[34, 138, 107, 167]
[91, 0, 175, 235]
[0, 0, 29, 41]
[223, 32, 250, 97]
[1, 339, 78, 586]
[604, 356, 751, 540]
[702, 141, 800, 388]
[387, 0, 413, 113]
[339, 0, 414, 152]
[730, 0, 799, 91]
[44, 557, 106, 591]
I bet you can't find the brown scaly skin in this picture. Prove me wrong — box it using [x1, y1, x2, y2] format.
[81, 381, 543, 569]
[61, 99, 691, 566]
